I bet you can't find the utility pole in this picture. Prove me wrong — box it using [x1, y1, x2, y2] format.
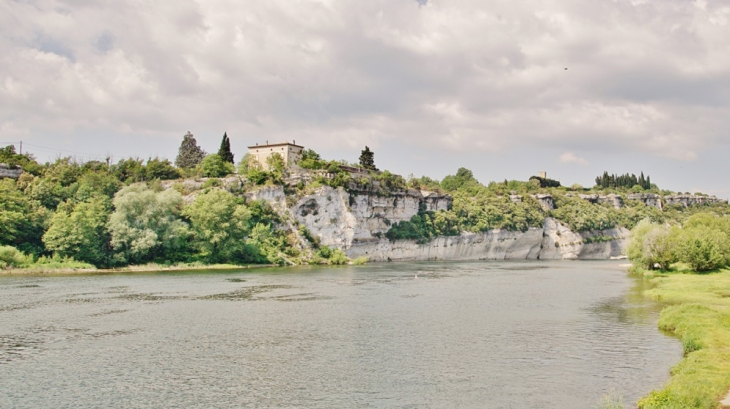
[19, 141, 22, 155]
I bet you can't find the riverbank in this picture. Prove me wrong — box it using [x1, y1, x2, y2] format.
[0, 262, 276, 276]
[635, 268, 730, 409]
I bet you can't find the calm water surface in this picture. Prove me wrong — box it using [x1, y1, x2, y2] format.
[0, 260, 681, 408]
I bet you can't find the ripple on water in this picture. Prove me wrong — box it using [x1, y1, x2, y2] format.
[198, 285, 295, 301]
[0, 335, 42, 364]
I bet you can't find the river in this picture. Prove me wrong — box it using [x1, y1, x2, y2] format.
[0, 260, 680, 408]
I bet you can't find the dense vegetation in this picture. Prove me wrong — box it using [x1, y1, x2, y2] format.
[595, 171, 652, 190]
[628, 213, 730, 272]
[3, 135, 730, 271]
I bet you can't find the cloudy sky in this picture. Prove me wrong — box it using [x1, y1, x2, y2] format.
[2, 0, 729, 196]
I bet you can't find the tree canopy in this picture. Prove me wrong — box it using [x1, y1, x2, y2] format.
[217, 132, 235, 164]
[175, 132, 206, 169]
[359, 146, 377, 171]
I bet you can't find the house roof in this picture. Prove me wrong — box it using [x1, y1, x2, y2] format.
[248, 142, 304, 149]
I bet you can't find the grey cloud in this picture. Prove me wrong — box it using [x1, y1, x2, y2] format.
[1, 0, 730, 187]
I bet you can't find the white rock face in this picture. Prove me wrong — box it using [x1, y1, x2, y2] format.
[346, 218, 629, 261]
[272, 187, 628, 261]
[627, 193, 663, 210]
[290, 187, 451, 249]
[663, 194, 728, 207]
[243, 186, 629, 262]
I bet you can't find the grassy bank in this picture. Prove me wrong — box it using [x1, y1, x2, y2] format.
[1, 262, 272, 276]
[636, 269, 730, 409]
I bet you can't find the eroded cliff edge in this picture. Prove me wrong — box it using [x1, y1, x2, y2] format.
[245, 185, 630, 261]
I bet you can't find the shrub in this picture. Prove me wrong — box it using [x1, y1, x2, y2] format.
[0, 245, 31, 269]
[200, 154, 235, 178]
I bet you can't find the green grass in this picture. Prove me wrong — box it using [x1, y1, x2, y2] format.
[595, 389, 625, 409]
[638, 270, 730, 409]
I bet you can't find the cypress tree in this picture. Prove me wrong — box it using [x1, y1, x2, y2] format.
[175, 131, 206, 169]
[217, 132, 234, 164]
[359, 146, 378, 171]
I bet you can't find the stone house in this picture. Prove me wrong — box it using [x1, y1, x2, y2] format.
[248, 141, 304, 170]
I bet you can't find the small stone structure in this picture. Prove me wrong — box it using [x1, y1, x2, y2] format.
[0, 163, 22, 179]
[248, 141, 304, 170]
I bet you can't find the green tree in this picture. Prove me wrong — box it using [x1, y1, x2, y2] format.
[183, 189, 251, 262]
[112, 158, 146, 183]
[217, 132, 235, 164]
[0, 179, 49, 254]
[674, 225, 729, 272]
[107, 185, 191, 264]
[175, 131, 206, 169]
[200, 154, 235, 177]
[0, 145, 43, 175]
[359, 146, 378, 171]
[627, 220, 679, 270]
[145, 157, 181, 180]
[441, 167, 479, 191]
[43, 197, 112, 266]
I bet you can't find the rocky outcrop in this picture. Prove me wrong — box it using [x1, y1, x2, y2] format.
[578, 193, 623, 209]
[345, 218, 630, 262]
[0, 163, 22, 179]
[237, 186, 629, 261]
[533, 194, 555, 211]
[664, 194, 728, 207]
[627, 193, 663, 210]
[290, 186, 451, 249]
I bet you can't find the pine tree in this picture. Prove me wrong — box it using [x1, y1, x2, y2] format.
[359, 146, 378, 171]
[175, 131, 206, 169]
[217, 132, 234, 164]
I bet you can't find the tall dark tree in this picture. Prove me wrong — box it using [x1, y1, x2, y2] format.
[217, 132, 234, 164]
[359, 146, 378, 171]
[175, 131, 206, 169]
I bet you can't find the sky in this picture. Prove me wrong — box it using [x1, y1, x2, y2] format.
[1, 0, 729, 197]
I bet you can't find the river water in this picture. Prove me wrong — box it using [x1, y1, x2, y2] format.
[0, 260, 680, 408]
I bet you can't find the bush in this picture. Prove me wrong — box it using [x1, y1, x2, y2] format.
[200, 154, 235, 178]
[0, 245, 31, 269]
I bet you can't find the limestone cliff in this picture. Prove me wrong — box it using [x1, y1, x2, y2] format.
[345, 218, 629, 262]
[244, 185, 629, 261]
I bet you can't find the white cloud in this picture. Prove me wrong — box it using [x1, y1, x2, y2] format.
[0, 0, 729, 165]
[558, 151, 589, 166]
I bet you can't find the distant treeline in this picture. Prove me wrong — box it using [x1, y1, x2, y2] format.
[595, 171, 651, 190]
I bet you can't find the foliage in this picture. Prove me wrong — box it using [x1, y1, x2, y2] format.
[0, 145, 43, 174]
[200, 154, 235, 178]
[0, 179, 49, 255]
[145, 157, 181, 180]
[626, 220, 679, 270]
[183, 189, 251, 262]
[175, 131, 206, 169]
[107, 185, 191, 265]
[217, 132, 235, 164]
[407, 175, 442, 192]
[629, 213, 730, 272]
[43, 197, 112, 267]
[595, 171, 651, 190]
[452, 188, 544, 232]
[358, 146, 378, 171]
[0, 245, 32, 269]
[676, 226, 729, 272]
[639, 272, 730, 409]
[441, 168, 479, 191]
[529, 176, 561, 188]
[313, 245, 349, 265]
[386, 208, 460, 243]
[297, 149, 327, 170]
[551, 195, 620, 232]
